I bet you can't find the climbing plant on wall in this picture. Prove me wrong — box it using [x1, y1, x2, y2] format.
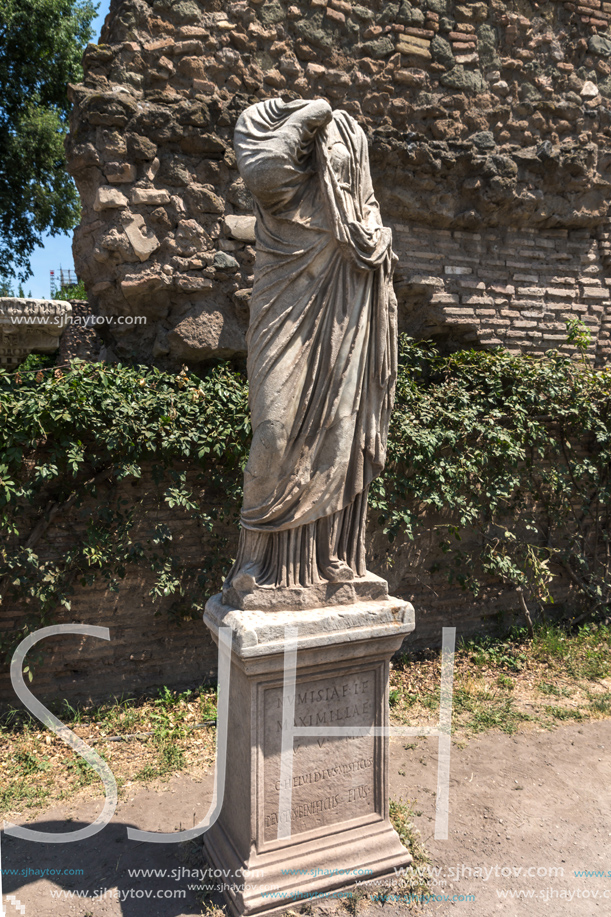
[375, 331, 611, 633]
[0, 359, 250, 669]
[1, 334, 610, 669]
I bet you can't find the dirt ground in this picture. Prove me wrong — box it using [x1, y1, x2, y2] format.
[2, 719, 610, 917]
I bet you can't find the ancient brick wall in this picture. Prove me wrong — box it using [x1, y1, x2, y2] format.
[57, 299, 104, 363]
[395, 224, 611, 359]
[14, 0, 606, 707]
[0, 463, 574, 708]
[0, 468, 223, 709]
[66, 0, 611, 367]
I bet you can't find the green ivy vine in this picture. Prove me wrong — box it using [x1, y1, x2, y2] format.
[1, 332, 610, 670]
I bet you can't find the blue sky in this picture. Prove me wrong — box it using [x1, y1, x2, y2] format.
[25, 3, 110, 298]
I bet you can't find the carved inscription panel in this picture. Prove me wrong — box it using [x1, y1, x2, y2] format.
[260, 666, 382, 844]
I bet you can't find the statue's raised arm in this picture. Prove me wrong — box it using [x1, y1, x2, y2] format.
[235, 98, 332, 208]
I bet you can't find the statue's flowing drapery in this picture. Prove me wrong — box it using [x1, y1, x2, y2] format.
[225, 98, 398, 592]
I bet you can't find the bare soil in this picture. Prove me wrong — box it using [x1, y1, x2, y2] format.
[2, 719, 610, 917]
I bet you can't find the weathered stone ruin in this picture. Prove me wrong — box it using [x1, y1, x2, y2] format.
[66, 0, 611, 368]
[4, 0, 610, 706]
[0, 299, 72, 369]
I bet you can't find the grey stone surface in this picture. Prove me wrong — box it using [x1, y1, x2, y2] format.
[224, 214, 256, 242]
[0, 298, 71, 369]
[222, 571, 391, 612]
[203, 598, 414, 915]
[589, 34, 611, 58]
[67, 0, 611, 369]
[201, 102, 413, 915]
[223, 99, 398, 608]
[205, 592, 415, 657]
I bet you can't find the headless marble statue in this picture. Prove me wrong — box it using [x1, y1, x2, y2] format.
[223, 98, 398, 611]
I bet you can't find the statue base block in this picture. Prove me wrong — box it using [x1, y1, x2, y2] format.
[203, 594, 415, 917]
[222, 571, 389, 612]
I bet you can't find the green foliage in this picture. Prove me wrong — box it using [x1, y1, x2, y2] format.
[15, 351, 56, 373]
[1, 337, 611, 668]
[372, 335, 611, 623]
[0, 360, 250, 662]
[465, 620, 611, 680]
[389, 799, 429, 865]
[54, 278, 88, 300]
[0, 0, 96, 279]
[589, 692, 611, 714]
[463, 634, 528, 672]
[537, 682, 572, 697]
[452, 689, 532, 734]
[0, 278, 32, 296]
[543, 704, 583, 721]
[565, 316, 592, 357]
[14, 748, 50, 774]
[387, 798, 430, 899]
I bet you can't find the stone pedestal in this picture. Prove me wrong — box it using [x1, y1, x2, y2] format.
[203, 595, 415, 917]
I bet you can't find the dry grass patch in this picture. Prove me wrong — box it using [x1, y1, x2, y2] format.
[0, 684, 217, 820]
[3, 621, 611, 825]
[390, 621, 611, 736]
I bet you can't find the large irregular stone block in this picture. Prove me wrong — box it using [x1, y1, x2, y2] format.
[168, 304, 247, 360]
[224, 215, 256, 242]
[131, 188, 171, 205]
[122, 214, 161, 262]
[94, 187, 129, 211]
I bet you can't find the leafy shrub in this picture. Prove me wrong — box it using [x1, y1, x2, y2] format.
[1, 336, 610, 665]
[372, 336, 611, 623]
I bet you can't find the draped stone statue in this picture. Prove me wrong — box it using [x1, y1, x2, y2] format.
[223, 98, 398, 610]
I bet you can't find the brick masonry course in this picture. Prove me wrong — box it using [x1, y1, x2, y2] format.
[0, 464, 577, 708]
